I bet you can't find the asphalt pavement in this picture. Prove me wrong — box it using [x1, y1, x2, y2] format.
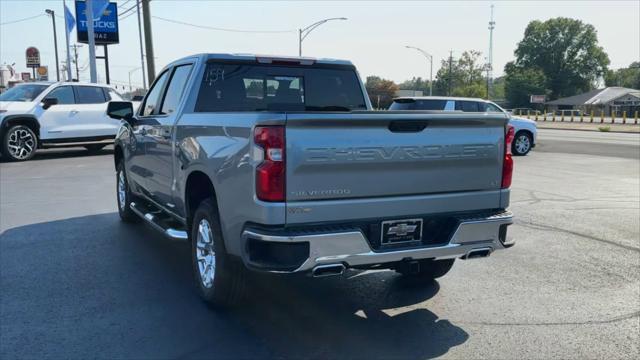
[1, 129, 639, 359]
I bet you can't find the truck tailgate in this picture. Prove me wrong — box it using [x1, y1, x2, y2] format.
[285, 111, 507, 202]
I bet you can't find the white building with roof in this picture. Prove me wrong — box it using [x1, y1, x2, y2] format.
[545, 87, 640, 116]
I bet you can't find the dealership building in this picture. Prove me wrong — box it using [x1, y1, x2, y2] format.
[545, 87, 640, 116]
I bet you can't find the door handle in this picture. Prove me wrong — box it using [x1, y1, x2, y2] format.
[70, 110, 79, 116]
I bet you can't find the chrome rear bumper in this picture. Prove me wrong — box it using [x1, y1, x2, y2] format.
[241, 211, 513, 273]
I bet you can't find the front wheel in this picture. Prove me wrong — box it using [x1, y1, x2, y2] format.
[116, 161, 140, 223]
[2, 125, 38, 161]
[512, 131, 533, 156]
[191, 198, 247, 307]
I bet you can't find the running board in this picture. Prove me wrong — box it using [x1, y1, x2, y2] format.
[129, 202, 188, 241]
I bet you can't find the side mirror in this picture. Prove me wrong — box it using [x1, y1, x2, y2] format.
[41, 97, 58, 110]
[107, 101, 135, 122]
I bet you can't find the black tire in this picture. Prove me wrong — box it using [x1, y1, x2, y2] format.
[397, 258, 455, 281]
[191, 198, 247, 308]
[85, 144, 106, 152]
[2, 124, 38, 162]
[512, 131, 533, 156]
[116, 161, 141, 223]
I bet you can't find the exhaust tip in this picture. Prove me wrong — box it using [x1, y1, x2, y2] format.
[462, 247, 493, 260]
[312, 264, 346, 277]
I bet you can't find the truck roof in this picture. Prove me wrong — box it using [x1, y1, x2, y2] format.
[166, 53, 355, 68]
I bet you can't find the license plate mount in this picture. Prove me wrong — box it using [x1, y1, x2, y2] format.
[381, 218, 423, 245]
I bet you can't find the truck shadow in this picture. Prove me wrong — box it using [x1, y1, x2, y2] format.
[1, 213, 468, 359]
[0, 146, 113, 163]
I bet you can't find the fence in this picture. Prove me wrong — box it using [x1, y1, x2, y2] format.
[523, 110, 639, 125]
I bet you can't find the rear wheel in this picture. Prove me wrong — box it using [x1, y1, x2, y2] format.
[397, 258, 455, 281]
[2, 125, 38, 161]
[191, 198, 247, 307]
[512, 131, 532, 156]
[116, 161, 140, 223]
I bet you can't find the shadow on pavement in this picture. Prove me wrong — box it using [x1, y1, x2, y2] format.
[0, 146, 114, 163]
[1, 213, 468, 359]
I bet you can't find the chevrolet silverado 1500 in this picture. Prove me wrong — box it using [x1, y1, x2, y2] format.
[107, 53, 515, 307]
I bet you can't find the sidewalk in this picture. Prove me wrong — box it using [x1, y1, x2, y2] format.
[534, 121, 640, 133]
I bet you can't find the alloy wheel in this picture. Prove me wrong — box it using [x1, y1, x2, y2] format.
[118, 171, 127, 211]
[196, 219, 216, 288]
[7, 128, 36, 160]
[515, 134, 531, 154]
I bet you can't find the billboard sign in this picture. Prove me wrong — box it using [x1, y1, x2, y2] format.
[530, 95, 546, 104]
[75, 1, 119, 45]
[26, 47, 40, 68]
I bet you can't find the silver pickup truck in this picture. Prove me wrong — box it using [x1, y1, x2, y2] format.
[107, 53, 515, 307]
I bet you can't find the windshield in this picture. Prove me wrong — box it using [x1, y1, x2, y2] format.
[195, 63, 367, 112]
[0, 84, 49, 102]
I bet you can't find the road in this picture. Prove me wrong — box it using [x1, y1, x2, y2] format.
[1, 129, 639, 359]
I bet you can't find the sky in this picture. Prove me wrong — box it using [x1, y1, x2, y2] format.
[1, 0, 639, 91]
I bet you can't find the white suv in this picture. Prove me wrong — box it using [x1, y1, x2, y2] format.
[390, 96, 538, 156]
[0, 82, 124, 161]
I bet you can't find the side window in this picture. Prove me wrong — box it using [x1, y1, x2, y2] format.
[455, 101, 480, 112]
[46, 86, 75, 104]
[141, 70, 170, 116]
[416, 100, 446, 110]
[444, 100, 455, 111]
[75, 86, 107, 104]
[485, 103, 503, 113]
[103, 88, 123, 101]
[160, 64, 193, 115]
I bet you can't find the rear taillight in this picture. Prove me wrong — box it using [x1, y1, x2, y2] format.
[254, 126, 285, 202]
[501, 125, 515, 189]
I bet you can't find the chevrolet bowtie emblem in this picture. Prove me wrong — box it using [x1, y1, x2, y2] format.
[387, 223, 417, 237]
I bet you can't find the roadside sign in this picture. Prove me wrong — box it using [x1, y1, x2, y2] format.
[37, 66, 49, 80]
[75, 1, 119, 45]
[26, 47, 40, 68]
[21, 72, 31, 81]
[530, 95, 545, 104]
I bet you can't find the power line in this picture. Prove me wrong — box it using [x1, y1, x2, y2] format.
[152, 16, 295, 34]
[119, 3, 138, 19]
[0, 14, 45, 26]
[119, 10, 136, 21]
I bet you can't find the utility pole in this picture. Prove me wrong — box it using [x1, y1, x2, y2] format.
[487, 4, 495, 99]
[70, 44, 82, 81]
[448, 50, 453, 96]
[298, 17, 347, 57]
[141, 0, 156, 84]
[45, 9, 60, 81]
[86, 0, 98, 83]
[136, 0, 147, 89]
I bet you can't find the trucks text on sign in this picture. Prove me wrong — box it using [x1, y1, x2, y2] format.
[75, 1, 119, 45]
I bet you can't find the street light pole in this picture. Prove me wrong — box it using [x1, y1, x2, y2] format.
[128, 67, 142, 91]
[405, 45, 433, 96]
[45, 9, 60, 81]
[298, 17, 347, 57]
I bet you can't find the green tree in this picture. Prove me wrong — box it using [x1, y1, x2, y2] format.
[504, 63, 547, 108]
[365, 76, 399, 109]
[434, 50, 486, 97]
[398, 77, 431, 95]
[512, 17, 610, 99]
[605, 62, 640, 89]
[492, 76, 506, 100]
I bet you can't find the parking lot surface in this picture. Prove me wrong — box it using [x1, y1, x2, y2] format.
[1, 130, 639, 359]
